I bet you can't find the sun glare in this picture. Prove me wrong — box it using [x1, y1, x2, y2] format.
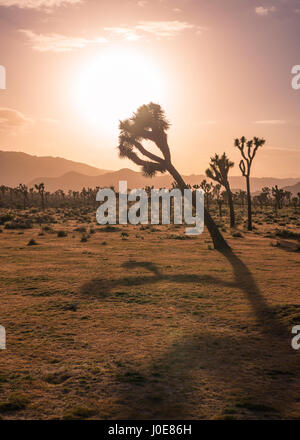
[74, 48, 165, 133]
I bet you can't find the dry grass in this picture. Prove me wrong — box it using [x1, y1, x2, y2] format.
[0, 207, 300, 419]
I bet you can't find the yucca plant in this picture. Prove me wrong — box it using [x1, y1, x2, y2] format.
[235, 136, 265, 231]
[206, 153, 235, 227]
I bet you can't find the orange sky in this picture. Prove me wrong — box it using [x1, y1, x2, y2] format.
[0, 0, 300, 177]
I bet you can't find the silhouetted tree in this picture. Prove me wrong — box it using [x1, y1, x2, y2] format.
[35, 182, 45, 210]
[213, 183, 223, 218]
[272, 185, 284, 211]
[0, 185, 7, 205]
[206, 153, 235, 227]
[292, 197, 298, 210]
[17, 184, 28, 210]
[236, 189, 247, 208]
[284, 190, 292, 206]
[234, 136, 265, 230]
[200, 179, 213, 212]
[256, 187, 271, 210]
[117, 102, 230, 250]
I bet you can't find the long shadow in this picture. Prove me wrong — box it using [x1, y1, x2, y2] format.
[80, 249, 300, 419]
[80, 260, 225, 298]
[219, 248, 288, 336]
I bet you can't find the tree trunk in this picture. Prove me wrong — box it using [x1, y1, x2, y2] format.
[246, 176, 252, 231]
[218, 201, 222, 218]
[168, 164, 230, 250]
[226, 186, 235, 228]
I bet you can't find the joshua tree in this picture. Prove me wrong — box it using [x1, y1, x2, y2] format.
[284, 190, 292, 207]
[206, 153, 235, 227]
[272, 185, 284, 211]
[235, 189, 247, 208]
[117, 102, 230, 250]
[35, 182, 45, 210]
[81, 187, 88, 205]
[234, 136, 265, 231]
[29, 187, 34, 203]
[199, 179, 213, 212]
[256, 187, 271, 210]
[45, 191, 50, 206]
[0, 185, 6, 200]
[213, 183, 223, 218]
[292, 196, 298, 210]
[17, 184, 28, 210]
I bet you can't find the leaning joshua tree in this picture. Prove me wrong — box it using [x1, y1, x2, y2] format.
[206, 153, 235, 228]
[117, 102, 230, 250]
[234, 136, 265, 231]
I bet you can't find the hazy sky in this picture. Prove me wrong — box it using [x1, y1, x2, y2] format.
[0, 0, 300, 177]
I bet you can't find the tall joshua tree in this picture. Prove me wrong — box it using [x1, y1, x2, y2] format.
[205, 153, 235, 227]
[117, 102, 230, 250]
[234, 136, 265, 231]
[35, 182, 45, 210]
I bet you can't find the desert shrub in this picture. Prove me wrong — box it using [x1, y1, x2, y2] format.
[33, 214, 56, 224]
[168, 234, 192, 240]
[27, 238, 38, 246]
[57, 230, 68, 238]
[74, 226, 86, 233]
[81, 234, 88, 242]
[0, 213, 14, 225]
[275, 229, 300, 241]
[0, 394, 29, 413]
[5, 219, 33, 229]
[101, 225, 120, 232]
[42, 225, 54, 233]
[232, 232, 243, 238]
[63, 405, 96, 419]
[140, 225, 150, 230]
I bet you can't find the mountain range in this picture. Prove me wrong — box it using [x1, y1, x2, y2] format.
[1, 150, 300, 194]
[0, 151, 110, 187]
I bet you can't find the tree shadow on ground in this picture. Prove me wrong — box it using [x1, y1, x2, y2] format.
[80, 248, 300, 419]
[80, 260, 222, 298]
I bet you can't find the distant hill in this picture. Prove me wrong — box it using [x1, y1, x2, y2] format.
[1, 150, 300, 193]
[28, 168, 173, 191]
[283, 181, 300, 195]
[28, 169, 300, 193]
[0, 151, 110, 187]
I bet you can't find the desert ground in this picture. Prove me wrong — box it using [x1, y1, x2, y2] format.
[0, 205, 300, 420]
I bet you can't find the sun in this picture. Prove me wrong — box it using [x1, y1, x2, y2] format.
[73, 48, 165, 133]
